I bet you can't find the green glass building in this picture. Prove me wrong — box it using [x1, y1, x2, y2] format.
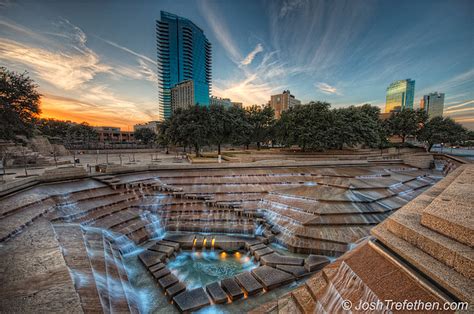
[385, 79, 415, 113]
[157, 11, 212, 120]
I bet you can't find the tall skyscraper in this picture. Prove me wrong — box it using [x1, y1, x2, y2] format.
[420, 92, 445, 119]
[269, 90, 301, 119]
[385, 79, 415, 113]
[157, 11, 212, 120]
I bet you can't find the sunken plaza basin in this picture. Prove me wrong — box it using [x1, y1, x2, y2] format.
[138, 234, 330, 312]
[0, 161, 444, 313]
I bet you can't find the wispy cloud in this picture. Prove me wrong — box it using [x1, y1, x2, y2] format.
[279, 0, 307, 18]
[0, 18, 157, 126]
[198, 0, 242, 63]
[445, 99, 474, 111]
[0, 37, 111, 90]
[97, 36, 157, 65]
[315, 82, 341, 95]
[240, 43, 263, 66]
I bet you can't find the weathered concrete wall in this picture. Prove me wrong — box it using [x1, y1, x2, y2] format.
[402, 153, 433, 169]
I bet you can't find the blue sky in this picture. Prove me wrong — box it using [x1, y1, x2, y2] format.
[0, 0, 473, 129]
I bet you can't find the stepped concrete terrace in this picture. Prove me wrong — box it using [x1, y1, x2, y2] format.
[0, 157, 454, 313]
[251, 163, 473, 313]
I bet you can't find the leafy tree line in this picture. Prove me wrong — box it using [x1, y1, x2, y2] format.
[36, 118, 99, 147]
[159, 102, 471, 155]
[1, 67, 471, 154]
[158, 105, 274, 156]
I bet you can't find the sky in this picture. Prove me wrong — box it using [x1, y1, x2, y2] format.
[0, 0, 473, 129]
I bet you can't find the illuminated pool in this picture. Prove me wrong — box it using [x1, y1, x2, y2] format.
[167, 250, 258, 289]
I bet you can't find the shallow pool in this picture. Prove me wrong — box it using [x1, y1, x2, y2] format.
[167, 250, 258, 289]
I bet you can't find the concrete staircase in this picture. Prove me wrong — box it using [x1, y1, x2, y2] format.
[372, 164, 473, 303]
[54, 223, 140, 313]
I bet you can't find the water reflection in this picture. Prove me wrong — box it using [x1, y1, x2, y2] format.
[167, 250, 257, 289]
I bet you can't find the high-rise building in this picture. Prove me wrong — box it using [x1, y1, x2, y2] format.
[171, 80, 194, 111]
[385, 79, 415, 113]
[269, 90, 301, 119]
[420, 92, 445, 119]
[157, 11, 212, 120]
[210, 96, 232, 107]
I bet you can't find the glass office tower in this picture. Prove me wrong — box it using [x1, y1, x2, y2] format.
[420, 92, 445, 119]
[385, 79, 415, 113]
[157, 11, 212, 119]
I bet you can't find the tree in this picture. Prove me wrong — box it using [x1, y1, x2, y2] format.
[418, 116, 468, 151]
[37, 118, 72, 140]
[66, 122, 98, 149]
[384, 109, 428, 143]
[167, 106, 211, 157]
[156, 120, 171, 154]
[228, 105, 251, 148]
[209, 104, 233, 155]
[246, 105, 275, 150]
[0, 67, 41, 140]
[134, 128, 156, 145]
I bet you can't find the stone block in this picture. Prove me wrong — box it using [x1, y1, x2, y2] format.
[220, 278, 244, 300]
[173, 287, 210, 313]
[254, 247, 274, 260]
[304, 254, 331, 272]
[206, 282, 228, 304]
[249, 243, 266, 254]
[245, 239, 263, 250]
[260, 253, 304, 267]
[159, 240, 181, 251]
[292, 286, 316, 313]
[152, 267, 170, 280]
[166, 282, 186, 300]
[149, 244, 175, 257]
[251, 265, 295, 290]
[234, 272, 263, 295]
[139, 251, 165, 268]
[158, 274, 179, 290]
[149, 262, 165, 273]
[276, 265, 309, 278]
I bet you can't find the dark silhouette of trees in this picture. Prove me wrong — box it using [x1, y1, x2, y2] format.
[418, 116, 468, 151]
[134, 128, 156, 145]
[0, 67, 41, 140]
[383, 109, 428, 143]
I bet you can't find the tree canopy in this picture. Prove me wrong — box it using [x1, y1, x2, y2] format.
[383, 109, 428, 143]
[418, 116, 468, 151]
[134, 128, 156, 145]
[0, 67, 41, 140]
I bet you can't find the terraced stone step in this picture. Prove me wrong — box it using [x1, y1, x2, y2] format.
[277, 293, 302, 313]
[54, 224, 103, 313]
[371, 224, 473, 303]
[82, 229, 110, 311]
[420, 166, 473, 247]
[104, 239, 132, 313]
[385, 210, 473, 278]
[109, 241, 140, 313]
[0, 198, 56, 242]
